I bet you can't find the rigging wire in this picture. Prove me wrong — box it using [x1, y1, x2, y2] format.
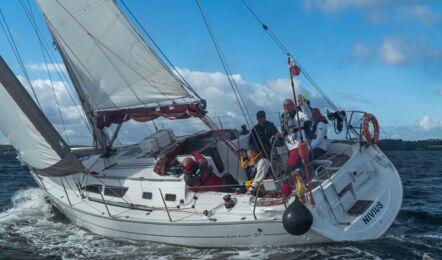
[195, 0, 254, 129]
[19, 0, 93, 135]
[196, 2, 284, 182]
[0, 8, 41, 108]
[239, 0, 340, 112]
[196, 0, 280, 163]
[17, 0, 69, 143]
[42, 45, 71, 144]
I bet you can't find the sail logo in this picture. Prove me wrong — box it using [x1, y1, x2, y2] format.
[362, 201, 383, 224]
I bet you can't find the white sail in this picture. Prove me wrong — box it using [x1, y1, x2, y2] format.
[0, 87, 59, 169]
[0, 56, 84, 176]
[36, 0, 189, 111]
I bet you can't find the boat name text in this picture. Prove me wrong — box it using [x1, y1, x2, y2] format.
[362, 201, 383, 224]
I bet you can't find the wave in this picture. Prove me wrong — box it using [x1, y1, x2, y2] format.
[398, 209, 442, 226]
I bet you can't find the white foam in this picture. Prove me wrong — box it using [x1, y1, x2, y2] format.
[0, 188, 147, 259]
[0, 188, 52, 231]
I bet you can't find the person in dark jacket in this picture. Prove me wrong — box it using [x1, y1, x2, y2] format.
[249, 111, 278, 158]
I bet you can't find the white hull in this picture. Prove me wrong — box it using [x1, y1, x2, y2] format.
[48, 193, 328, 247]
[29, 136, 403, 248]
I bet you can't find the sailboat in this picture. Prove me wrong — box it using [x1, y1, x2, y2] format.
[0, 0, 402, 247]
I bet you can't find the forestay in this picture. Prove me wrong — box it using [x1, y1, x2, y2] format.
[36, 0, 190, 111]
[0, 56, 85, 176]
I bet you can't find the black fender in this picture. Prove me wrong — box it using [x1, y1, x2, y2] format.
[282, 196, 313, 236]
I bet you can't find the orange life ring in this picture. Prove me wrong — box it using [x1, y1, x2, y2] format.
[362, 113, 380, 145]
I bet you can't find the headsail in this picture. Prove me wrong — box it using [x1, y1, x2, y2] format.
[0, 56, 85, 176]
[36, 0, 190, 111]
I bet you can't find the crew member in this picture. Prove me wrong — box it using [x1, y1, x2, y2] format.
[182, 152, 224, 192]
[280, 95, 312, 172]
[239, 145, 271, 195]
[306, 108, 328, 160]
[249, 110, 278, 158]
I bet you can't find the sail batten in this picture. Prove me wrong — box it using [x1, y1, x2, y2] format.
[36, 0, 190, 111]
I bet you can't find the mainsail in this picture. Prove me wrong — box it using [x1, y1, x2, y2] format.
[0, 56, 85, 176]
[36, 0, 190, 112]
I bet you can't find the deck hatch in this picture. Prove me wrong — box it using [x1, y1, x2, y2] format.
[104, 186, 128, 198]
[84, 184, 102, 194]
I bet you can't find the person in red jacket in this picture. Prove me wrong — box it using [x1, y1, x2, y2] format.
[182, 151, 225, 192]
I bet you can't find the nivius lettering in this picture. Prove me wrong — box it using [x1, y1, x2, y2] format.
[362, 201, 383, 224]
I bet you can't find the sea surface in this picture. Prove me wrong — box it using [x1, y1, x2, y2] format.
[0, 147, 441, 259]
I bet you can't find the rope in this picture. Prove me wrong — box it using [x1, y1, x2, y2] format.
[0, 8, 41, 107]
[240, 0, 340, 112]
[195, 0, 253, 129]
[19, 0, 93, 135]
[43, 48, 71, 144]
[196, 0, 280, 164]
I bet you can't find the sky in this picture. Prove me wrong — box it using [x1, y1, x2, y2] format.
[0, 0, 441, 145]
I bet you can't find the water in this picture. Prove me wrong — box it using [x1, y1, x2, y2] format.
[1, 147, 441, 259]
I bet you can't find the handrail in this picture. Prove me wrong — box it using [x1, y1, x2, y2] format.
[310, 164, 350, 225]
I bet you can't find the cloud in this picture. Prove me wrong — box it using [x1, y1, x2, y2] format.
[177, 68, 330, 127]
[399, 5, 438, 25]
[383, 125, 442, 140]
[26, 63, 66, 73]
[351, 43, 373, 58]
[302, 1, 439, 26]
[2, 69, 332, 145]
[380, 116, 442, 140]
[419, 115, 442, 131]
[16, 76, 92, 145]
[302, 0, 387, 13]
[350, 35, 442, 67]
[1, 68, 439, 145]
[436, 88, 442, 96]
[379, 36, 406, 66]
[336, 92, 374, 105]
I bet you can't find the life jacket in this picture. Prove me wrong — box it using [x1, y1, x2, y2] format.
[306, 116, 328, 140]
[245, 154, 271, 194]
[184, 160, 224, 192]
[249, 153, 263, 179]
[240, 153, 261, 179]
[282, 111, 297, 135]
